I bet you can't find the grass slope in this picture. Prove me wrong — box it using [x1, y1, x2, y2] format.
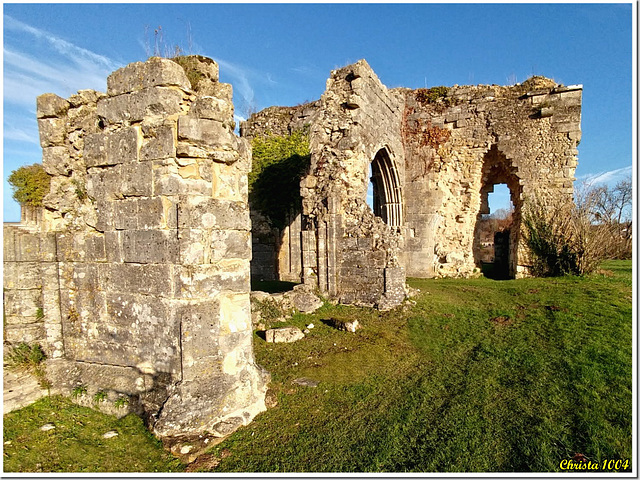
[3, 260, 632, 473]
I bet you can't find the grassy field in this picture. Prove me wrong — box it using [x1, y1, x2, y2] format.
[3, 260, 633, 473]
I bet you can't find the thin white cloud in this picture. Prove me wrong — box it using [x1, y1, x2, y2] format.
[3, 15, 121, 108]
[578, 165, 632, 187]
[213, 57, 255, 105]
[3, 125, 40, 144]
[4, 15, 116, 71]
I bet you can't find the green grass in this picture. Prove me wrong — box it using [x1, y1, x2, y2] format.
[4, 260, 632, 473]
[3, 396, 183, 473]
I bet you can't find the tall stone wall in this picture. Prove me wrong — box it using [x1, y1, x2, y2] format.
[4, 56, 268, 441]
[242, 61, 581, 298]
[243, 61, 408, 308]
[401, 77, 581, 277]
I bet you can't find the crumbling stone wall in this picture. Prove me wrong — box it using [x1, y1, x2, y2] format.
[243, 60, 581, 299]
[401, 77, 581, 278]
[4, 56, 268, 441]
[243, 61, 408, 308]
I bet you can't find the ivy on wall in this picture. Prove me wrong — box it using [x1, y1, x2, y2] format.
[249, 129, 310, 229]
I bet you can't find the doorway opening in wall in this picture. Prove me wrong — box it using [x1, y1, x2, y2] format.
[476, 184, 514, 279]
[473, 145, 522, 280]
[367, 148, 402, 228]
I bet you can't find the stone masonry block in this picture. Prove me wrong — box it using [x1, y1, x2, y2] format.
[38, 117, 66, 147]
[3, 289, 42, 317]
[42, 146, 72, 176]
[178, 261, 250, 298]
[99, 263, 174, 297]
[113, 199, 138, 230]
[179, 229, 251, 265]
[3, 262, 43, 289]
[178, 197, 250, 231]
[107, 57, 191, 96]
[37, 93, 70, 118]
[56, 232, 106, 263]
[97, 87, 184, 125]
[191, 97, 234, 124]
[105, 231, 124, 263]
[107, 127, 140, 165]
[140, 124, 176, 161]
[84, 133, 108, 167]
[180, 299, 222, 382]
[122, 229, 178, 264]
[177, 116, 237, 151]
[121, 162, 153, 197]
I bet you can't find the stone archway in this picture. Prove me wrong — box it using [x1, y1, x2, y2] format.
[369, 148, 403, 228]
[473, 145, 523, 279]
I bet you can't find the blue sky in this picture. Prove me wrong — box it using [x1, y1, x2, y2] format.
[3, 2, 635, 221]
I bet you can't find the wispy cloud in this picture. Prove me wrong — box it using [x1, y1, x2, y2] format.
[213, 57, 256, 106]
[578, 165, 633, 187]
[3, 15, 121, 107]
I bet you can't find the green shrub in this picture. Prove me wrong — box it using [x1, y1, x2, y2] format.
[522, 194, 608, 276]
[249, 129, 311, 229]
[7, 164, 51, 207]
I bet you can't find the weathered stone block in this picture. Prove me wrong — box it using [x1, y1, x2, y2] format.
[84, 133, 108, 167]
[86, 166, 122, 202]
[38, 117, 66, 147]
[3, 262, 43, 289]
[191, 96, 233, 123]
[178, 197, 250, 231]
[3, 289, 42, 317]
[107, 57, 191, 96]
[99, 263, 174, 296]
[42, 146, 72, 176]
[121, 162, 153, 197]
[56, 232, 106, 263]
[265, 327, 305, 343]
[97, 87, 184, 125]
[37, 93, 70, 118]
[104, 231, 124, 263]
[140, 124, 176, 161]
[177, 116, 237, 151]
[178, 262, 250, 298]
[122, 229, 179, 264]
[107, 127, 139, 164]
[67, 104, 99, 132]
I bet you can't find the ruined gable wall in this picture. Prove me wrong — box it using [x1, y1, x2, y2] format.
[402, 78, 581, 278]
[301, 60, 406, 307]
[6, 56, 268, 440]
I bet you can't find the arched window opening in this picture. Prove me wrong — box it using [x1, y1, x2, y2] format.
[368, 149, 403, 228]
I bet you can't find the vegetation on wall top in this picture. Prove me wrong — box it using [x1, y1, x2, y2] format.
[249, 129, 311, 230]
[8, 163, 51, 207]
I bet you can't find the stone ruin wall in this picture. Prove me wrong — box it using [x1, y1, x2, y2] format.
[402, 77, 581, 278]
[243, 62, 581, 287]
[3, 56, 268, 441]
[242, 60, 408, 308]
[3, 55, 582, 443]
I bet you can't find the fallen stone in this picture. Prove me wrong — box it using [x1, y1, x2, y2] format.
[103, 430, 119, 439]
[40, 423, 55, 432]
[292, 378, 319, 387]
[265, 327, 305, 343]
[284, 288, 323, 314]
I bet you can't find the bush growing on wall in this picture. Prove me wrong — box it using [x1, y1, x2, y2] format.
[8, 163, 51, 207]
[249, 129, 310, 229]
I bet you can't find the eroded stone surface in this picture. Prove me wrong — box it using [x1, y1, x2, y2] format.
[4, 56, 268, 443]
